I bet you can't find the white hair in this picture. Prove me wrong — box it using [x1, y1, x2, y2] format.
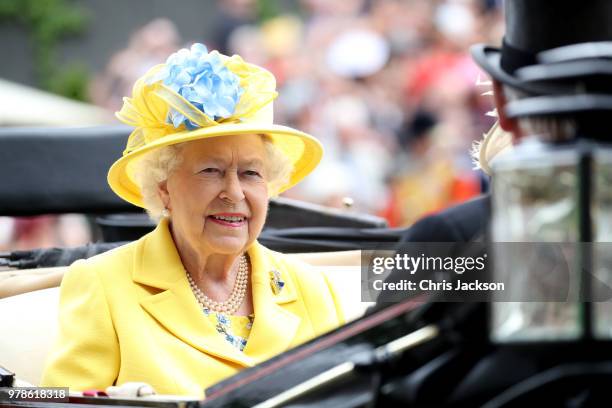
[471, 85, 577, 173]
[134, 135, 294, 220]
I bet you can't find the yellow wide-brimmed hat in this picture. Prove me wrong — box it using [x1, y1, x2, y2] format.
[108, 43, 323, 208]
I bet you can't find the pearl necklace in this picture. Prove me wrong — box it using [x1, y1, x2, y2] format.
[186, 254, 249, 315]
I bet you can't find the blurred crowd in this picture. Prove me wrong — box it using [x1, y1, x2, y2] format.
[92, 0, 503, 226]
[91, 0, 502, 227]
[2, 0, 504, 252]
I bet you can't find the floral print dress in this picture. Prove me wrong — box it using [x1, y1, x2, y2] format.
[202, 308, 254, 351]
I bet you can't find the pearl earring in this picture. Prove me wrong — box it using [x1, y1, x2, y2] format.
[161, 208, 170, 218]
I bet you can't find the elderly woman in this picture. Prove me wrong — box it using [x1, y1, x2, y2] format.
[41, 44, 344, 397]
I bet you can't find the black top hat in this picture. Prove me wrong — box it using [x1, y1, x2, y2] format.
[472, 0, 612, 97]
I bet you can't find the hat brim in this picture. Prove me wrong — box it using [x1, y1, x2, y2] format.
[108, 123, 323, 208]
[470, 44, 559, 95]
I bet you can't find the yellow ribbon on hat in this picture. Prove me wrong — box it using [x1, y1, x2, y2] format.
[115, 53, 279, 156]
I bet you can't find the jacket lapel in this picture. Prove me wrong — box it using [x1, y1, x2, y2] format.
[242, 243, 301, 363]
[134, 219, 256, 368]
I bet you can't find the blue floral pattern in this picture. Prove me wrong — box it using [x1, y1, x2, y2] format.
[202, 308, 254, 352]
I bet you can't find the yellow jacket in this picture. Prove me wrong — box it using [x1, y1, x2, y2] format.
[41, 220, 344, 397]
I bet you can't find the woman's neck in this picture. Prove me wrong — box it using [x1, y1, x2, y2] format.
[195, 254, 242, 282]
[166, 218, 254, 315]
[170, 225, 242, 284]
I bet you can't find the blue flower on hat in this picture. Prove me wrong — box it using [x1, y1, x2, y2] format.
[155, 43, 244, 130]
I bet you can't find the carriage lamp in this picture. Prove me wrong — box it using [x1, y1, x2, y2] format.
[489, 139, 612, 342]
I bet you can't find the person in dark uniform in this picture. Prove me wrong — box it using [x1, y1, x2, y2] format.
[376, 0, 612, 309]
[399, 194, 489, 242]
[368, 2, 612, 404]
[396, 0, 612, 244]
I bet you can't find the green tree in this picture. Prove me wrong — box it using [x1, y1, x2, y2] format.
[0, 0, 90, 101]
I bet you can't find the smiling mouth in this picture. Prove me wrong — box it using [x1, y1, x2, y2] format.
[208, 215, 247, 227]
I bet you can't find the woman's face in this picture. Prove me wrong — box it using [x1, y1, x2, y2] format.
[159, 134, 269, 257]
